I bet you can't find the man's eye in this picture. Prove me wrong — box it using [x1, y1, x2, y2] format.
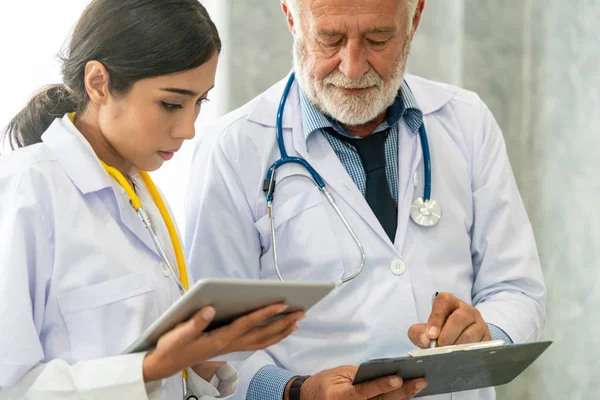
[323, 39, 343, 48]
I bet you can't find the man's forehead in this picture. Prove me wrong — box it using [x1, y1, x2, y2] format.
[302, 0, 403, 13]
[301, 0, 404, 23]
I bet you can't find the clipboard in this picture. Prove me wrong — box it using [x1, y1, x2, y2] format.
[353, 340, 552, 397]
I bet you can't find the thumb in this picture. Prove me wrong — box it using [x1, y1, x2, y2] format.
[408, 323, 430, 348]
[177, 307, 216, 343]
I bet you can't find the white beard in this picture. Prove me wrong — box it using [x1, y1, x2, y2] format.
[293, 37, 412, 127]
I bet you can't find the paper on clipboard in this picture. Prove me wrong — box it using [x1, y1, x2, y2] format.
[353, 340, 551, 397]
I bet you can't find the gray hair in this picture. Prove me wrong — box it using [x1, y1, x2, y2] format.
[285, 0, 420, 33]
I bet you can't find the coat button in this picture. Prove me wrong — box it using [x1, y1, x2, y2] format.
[390, 259, 407, 275]
[160, 261, 171, 277]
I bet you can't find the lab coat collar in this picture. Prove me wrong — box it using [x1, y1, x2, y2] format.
[42, 116, 162, 259]
[41, 116, 114, 195]
[246, 73, 456, 250]
[271, 81, 402, 251]
[247, 72, 456, 129]
[247, 72, 297, 129]
[404, 74, 457, 116]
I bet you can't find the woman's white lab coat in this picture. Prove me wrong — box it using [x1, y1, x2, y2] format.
[184, 74, 547, 400]
[0, 115, 237, 399]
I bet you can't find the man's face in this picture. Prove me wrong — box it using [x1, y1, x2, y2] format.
[292, 0, 418, 126]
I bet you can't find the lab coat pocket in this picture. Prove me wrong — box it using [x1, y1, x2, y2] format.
[254, 187, 345, 281]
[57, 273, 159, 362]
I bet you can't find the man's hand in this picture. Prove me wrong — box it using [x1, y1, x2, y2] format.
[283, 365, 427, 400]
[408, 292, 492, 348]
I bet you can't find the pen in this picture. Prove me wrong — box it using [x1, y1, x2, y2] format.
[430, 291, 439, 348]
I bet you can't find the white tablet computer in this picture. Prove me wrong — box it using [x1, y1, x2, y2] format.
[122, 278, 336, 358]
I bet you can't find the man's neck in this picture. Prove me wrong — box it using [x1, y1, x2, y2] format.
[339, 112, 387, 138]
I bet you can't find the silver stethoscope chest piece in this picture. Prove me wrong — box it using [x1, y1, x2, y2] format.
[410, 197, 442, 227]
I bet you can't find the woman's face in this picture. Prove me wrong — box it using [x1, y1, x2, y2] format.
[96, 52, 219, 172]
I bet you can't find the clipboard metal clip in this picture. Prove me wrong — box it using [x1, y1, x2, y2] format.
[408, 339, 505, 358]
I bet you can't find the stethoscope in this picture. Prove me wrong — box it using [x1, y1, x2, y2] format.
[69, 114, 198, 400]
[101, 163, 200, 400]
[100, 162, 200, 400]
[263, 73, 442, 283]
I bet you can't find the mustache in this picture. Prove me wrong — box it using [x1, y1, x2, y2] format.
[323, 70, 384, 90]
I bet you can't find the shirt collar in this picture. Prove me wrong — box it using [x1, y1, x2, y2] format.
[300, 79, 424, 149]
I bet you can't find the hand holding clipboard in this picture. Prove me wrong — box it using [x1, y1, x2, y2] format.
[353, 292, 551, 397]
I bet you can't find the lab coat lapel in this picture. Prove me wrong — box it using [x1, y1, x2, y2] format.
[394, 121, 423, 251]
[101, 186, 162, 260]
[42, 117, 161, 259]
[288, 88, 398, 251]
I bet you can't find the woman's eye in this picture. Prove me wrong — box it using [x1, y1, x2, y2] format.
[161, 101, 183, 111]
[196, 98, 210, 106]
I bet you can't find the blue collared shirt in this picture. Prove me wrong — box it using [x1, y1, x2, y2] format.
[246, 83, 512, 400]
[300, 80, 423, 204]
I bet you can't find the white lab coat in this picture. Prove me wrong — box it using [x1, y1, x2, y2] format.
[0, 116, 238, 399]
[185, 74, 546, 400]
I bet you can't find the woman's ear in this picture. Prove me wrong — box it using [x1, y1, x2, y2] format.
[84, 60, 111, 105]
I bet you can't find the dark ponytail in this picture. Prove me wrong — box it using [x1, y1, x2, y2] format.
[5, 85, 79, 149]
[2, 0, 221, 151]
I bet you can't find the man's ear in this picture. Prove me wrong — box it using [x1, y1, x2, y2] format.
[410, 0, 426, 39]
[281, 0, 298, 36]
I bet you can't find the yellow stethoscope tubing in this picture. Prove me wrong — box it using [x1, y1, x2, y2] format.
[68, 113, 191, 383]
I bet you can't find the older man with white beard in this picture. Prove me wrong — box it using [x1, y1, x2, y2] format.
[185, 1, 546, 399]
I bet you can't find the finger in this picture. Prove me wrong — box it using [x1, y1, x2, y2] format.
[454, 323, 486, 345]
[230, 303, 289, 333]
[383, 378, 428, 399]
[239, 311, 305, 347]
[172, 307, 216, 344]
[407, 323, 429, 348]
[354, 375, 404, 399]
[427, 292, 460, 341]
[438, 307, 476, 346]
[245, 318, 300, 350]
[203, 304, 291, 351]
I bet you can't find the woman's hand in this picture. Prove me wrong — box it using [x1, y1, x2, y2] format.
[142, 304, 304, 382]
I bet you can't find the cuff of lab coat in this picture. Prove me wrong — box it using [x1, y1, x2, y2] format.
[138, 352, 162, 400]
[476, 292, 544, 343]
[187, 363, 238, 399]
[230, 350, 280, 399]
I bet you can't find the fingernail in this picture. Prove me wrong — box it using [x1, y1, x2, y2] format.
[202, 307, 216, 321]
[389, 377, 402, 388]
[278, 304, 289, 313]
[293, 322, 300, 331]
[427, 326, 439, 337]
[420, 333, 429, 346]
[416, 381, 427, 390]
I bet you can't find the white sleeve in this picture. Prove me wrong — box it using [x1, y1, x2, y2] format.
[186, 363, 239, 399]
[469, 98, 547, 343]
[0, 177, 160, 399]
[0, 353, 162, 400]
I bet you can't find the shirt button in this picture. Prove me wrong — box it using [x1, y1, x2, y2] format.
[390, 259, 407, 275]
[160, 261, 171, 277]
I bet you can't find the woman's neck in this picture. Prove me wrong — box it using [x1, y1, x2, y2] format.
[73, 111, 132, 181]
